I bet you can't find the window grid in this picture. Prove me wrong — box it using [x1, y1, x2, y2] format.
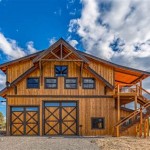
[55, 66, 68, 77]
[65, 78, 77, 89]
[83, 78, 95, 89]
[27, 78, 39, 89]
[45, 78, 57, 89]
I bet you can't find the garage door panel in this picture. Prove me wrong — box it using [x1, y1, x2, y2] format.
[26, 112, 38, 123]
[62, 122, 76, 135]
[45, 122, 60, 135]
[12, 112, 24, 123]
[10, 106, 39, 136]
[11, 124, 24, 135]
[45, 107, 60, 121]
[44, 101, 78, 136]
[62, 107, 76, 121]
[26, 124, 38, 135]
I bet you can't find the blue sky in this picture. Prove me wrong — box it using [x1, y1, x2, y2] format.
[0, 0, 82, 117]
[0, 0, 150, 116]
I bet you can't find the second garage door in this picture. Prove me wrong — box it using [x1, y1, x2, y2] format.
[44, 101, 78, 136]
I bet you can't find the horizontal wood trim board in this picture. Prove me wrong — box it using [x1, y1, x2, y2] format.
[6, 95, 113, 98]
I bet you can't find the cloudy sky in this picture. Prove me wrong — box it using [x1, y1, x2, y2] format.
[0, 0, 150, 116]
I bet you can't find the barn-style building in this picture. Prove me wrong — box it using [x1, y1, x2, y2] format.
[0, 38, 150, 137]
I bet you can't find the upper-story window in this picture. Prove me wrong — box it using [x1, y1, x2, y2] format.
[65, 78, 77, 89]
[82, 78, 95, 89]
[55, 66, 68, 77]
[45, 78, 57, 89]
[27, 78, 39, 89]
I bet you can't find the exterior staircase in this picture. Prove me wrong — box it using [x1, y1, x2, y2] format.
[113, 84, 150, 137]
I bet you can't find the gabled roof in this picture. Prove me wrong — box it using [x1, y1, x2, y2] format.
[32, 38, 89, 64]
[0, 38, 150, 90]
[0, 50, 43, 72]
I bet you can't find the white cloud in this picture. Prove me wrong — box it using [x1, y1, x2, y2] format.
[0, 72, 6, 91]
[68, 0, 150, 90]
[68, 0, 150, 70]
[67, 36, 78, 48]
[49, 37, 57, 46]
[0, 32, 37, 60]
[26, 41, 37, 54]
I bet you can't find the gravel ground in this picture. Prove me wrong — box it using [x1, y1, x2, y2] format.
[0, 136, 100, 150]
[96, 136, 150, 150]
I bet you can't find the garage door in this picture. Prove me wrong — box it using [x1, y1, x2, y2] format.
[44, 101, 78, 136]
[10, 106, 39, 136]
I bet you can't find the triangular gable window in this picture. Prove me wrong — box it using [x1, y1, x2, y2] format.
[55, 66, 68, 77]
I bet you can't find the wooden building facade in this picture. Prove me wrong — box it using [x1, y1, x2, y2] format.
[0, 38, 150, 137]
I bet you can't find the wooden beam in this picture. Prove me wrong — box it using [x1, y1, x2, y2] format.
[39, 61, 43, 86]
[134, 95, 137, 110]
[60, 43, 63, 59]
[115, 80, 130, 84]
[51, 51, 60, 59]
[63, 52, 72, 59]
[85, 67, 114, 89]
[130, 75, 144, 84]
[117, 85, 120, 122]
[79, 62, 83, 86]
[115, 70, 140, 77]
[41, 59, 83, 62]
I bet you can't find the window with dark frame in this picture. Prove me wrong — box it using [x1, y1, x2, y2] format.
[91, 117, 105, 129]
[83, 78, 95, 89]
[55, 66, 68, 77]
[27, 78, 39, 89]
[65, 78, 77, 89]
[45, 78, 57, 89]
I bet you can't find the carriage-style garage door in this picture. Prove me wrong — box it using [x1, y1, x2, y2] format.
[44, 101, 78, 135]
[10, 106, 39, 136]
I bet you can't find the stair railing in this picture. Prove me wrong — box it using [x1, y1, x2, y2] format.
[114, 101, 150, 137]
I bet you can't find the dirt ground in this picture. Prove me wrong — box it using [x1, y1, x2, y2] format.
[0, 136, 99, 150]
[0, 136, 150, 150]
[96, 136, 150, 150]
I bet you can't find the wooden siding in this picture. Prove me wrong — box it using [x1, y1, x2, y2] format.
[7, 61, 111, 96]
[7, 60, 33, 83]
[89, 59, 114, 86]
[7, 97, 117, 136]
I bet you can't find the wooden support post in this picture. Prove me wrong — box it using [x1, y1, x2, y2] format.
[140, 79, 142, 95]
[39, 61, 43, 86]
[134, 95, 137, 111]
[79, 62, 83, 86]
[116, 84, 120, 137]
[144, 119, 147, 138]
[147, 119, 149, 137]
[139, 108, 143, 137]
[117, 85, 120, 122]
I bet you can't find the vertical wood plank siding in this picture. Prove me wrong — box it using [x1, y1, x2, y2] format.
[7, 97, 117, 136]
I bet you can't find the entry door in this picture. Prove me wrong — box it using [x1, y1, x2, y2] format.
[10, 106, 39, 136]
[44, 101, 78, 135]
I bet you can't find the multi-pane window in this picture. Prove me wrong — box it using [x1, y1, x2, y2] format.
[27, 78, 39, 89]
[45, 78, 57, 89]
[65, 78, 77, 89]
[83, 78, 95, 89]
[55, 66, 68, 77]
[91, 117, 105, 129]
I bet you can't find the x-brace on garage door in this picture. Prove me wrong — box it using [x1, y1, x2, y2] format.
[10, 106, 39, 136]
[44, 101, 78, 136]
